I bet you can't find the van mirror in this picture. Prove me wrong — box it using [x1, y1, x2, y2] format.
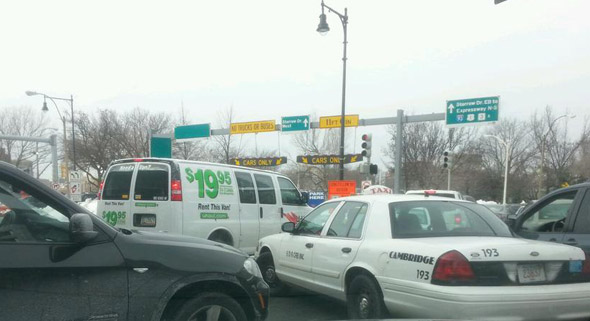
[281, 222, 295, 233]
[70, 213, 99, 243]
[300, 191, 309, 205]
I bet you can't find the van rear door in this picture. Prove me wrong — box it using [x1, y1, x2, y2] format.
[131, 162, 181, 233]
[99, 163, 136, 228]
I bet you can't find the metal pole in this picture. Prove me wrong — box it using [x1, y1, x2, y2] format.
[35, 142, 39, 179]
[447, 168, 451, 190]
[338, 8, 348, 181]
[394, 109, 403, 194]
[50, 134, 58, 183]
[62, 117, 71, 198]
[70, 95, 76, 171]
[503, 142, 510, 204]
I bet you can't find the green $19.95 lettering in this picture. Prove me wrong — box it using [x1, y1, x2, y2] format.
[185, 168, 231, 199]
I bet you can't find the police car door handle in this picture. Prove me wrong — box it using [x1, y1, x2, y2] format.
[260, 208, 263, 219]
[341, 247, 352, 253]
[305, 243, 314, 249]
[564, 238, 578, 245]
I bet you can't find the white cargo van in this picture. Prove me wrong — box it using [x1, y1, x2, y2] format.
[97, 158, 311, 254]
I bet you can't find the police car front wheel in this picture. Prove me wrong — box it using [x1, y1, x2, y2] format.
[347, 274, 388, 319]
[256, 252, 289, 296]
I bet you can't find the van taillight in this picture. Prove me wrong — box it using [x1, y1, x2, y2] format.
[432, 250, 475, 284]
[171, 179, 182, 201]
[97, 181, 104, 200]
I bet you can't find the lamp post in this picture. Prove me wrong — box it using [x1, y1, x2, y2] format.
[317, 0, 348, 180]
[484, 135, 511, 205]
[26, 91, 75, 197]
[538, 114, 575, 197]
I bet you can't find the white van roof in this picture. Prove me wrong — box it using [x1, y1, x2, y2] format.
[110, 157, 287, 176]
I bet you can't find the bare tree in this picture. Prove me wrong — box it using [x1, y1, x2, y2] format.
[209, 106, 245, 164]
[0, 106, 50, 169]
[117, 108, 173, 157]
[532, 106, 590, 193]
[385, 121, 478, 192]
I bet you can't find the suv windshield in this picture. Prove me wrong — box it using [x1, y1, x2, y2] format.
[389, 201, 511, 238]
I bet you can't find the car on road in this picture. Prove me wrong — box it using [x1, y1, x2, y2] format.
[256, 194, 590, 320]
[0, 161, 269, 321]
[510, 182, 590, 254]
[405, 189, 464, 200]
[97, 158, 311, 255]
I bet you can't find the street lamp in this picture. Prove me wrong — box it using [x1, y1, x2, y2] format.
[317, 0, 348, 180]
[26, 91, 76, 197]
[538, 114, 575, 197]
[484, 135, 511, 205]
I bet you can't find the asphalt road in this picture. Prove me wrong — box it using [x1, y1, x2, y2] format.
[267, 289, 348, 321]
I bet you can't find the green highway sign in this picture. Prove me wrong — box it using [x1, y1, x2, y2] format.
[281, 115, 310, 132]
[175, 123, 211, 139]
[150, 136, 172, 158]
[446, 96, 499, 127]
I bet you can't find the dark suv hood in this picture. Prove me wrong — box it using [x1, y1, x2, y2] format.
[113, 229, 247, 274]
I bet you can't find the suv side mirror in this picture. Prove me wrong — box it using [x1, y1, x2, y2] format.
[300, 192, 309, 205]
[70, 213, 99, 243]
[282, 222, 295, 233]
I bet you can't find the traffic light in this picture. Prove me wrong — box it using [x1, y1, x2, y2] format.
[369, 164, 378, 175]
[443, 151, 452, 169]
[361, 134, 372, 158]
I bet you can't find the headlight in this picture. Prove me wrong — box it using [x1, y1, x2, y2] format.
[243, 257, 263, 279]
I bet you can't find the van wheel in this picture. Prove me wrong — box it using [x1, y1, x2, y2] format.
[347, 274, 388, 319]
[172, 292, 246, 321]
[209, 231, 233, 246]
[256, 252, 289, 296]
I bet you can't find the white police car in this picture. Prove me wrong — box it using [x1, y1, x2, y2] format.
[255, 194, 590, 320]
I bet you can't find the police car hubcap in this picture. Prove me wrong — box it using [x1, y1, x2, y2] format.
[359, 296, 370, 318]
[264, 267, 276, 283]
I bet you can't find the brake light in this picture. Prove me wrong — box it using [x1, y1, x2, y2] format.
[424, 190, 436, 196]
[454, 214, 462, 224]
[97, 181, 104, 200]
[432, 250, 475, 284]
[171, 179, 182, 201]
[133, 158, 143, 162]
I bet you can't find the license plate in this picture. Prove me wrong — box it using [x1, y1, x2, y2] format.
[517, 264, 546, 283]
[140, 215, 156, 227]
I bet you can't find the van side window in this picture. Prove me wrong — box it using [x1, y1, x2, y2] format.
[134, 163, 169, 201]
[277, 177, 302, 205]
[103, 164, 134, 200]
[254, 174, 276, 205]
[235, 172, 256, 204]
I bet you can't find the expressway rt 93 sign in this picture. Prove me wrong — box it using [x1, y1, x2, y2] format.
[446, 96, 499, 127]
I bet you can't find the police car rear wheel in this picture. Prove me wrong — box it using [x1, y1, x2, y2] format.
[256, 252, 289, 296]
[347, 274, 387, 319]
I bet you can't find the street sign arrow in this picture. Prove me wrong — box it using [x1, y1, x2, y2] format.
[448, 103, 455, 114]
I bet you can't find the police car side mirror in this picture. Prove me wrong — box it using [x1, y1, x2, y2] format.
[282, 222, 295, 233]
[70, 213, 99, 243]
[300, 192, 309, 205]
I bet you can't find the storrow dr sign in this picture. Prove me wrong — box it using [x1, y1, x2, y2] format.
[446, 96, 499, 127]
[281, 115, 310, 132]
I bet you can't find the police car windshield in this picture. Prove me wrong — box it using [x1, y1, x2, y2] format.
[389, 201, 512, 238]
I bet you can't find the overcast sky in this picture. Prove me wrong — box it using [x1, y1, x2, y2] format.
[1, 0, 589, 170]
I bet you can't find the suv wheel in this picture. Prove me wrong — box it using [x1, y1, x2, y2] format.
[347, 274, 387, 319]
[256, 252, 289, 296]
[172, 292, 246, 321]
